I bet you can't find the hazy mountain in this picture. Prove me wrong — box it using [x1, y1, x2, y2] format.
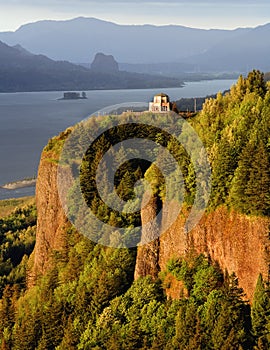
[188, 23, 270, 72]
[0, 17, 250, 64]
[1, 17, 269, 74]
[119, 62, 195, 75]
[0, 41, 182, 92]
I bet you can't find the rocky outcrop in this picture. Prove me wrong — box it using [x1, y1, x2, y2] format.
[28, 149, 73, 285]
[134, 195, 161, 280]
[135, 202, 270, 301]
[91, 52, 119, 73]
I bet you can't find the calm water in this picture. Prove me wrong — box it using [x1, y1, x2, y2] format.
[0, 80, 235, 199]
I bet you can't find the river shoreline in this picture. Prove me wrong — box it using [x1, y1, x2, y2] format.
[1, 179, 36, 190]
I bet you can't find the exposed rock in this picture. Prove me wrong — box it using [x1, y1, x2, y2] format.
[134, 195, 161, 280]
[136, 202, 270, 302]
[27, 149, 73, 286]
[91, 52, 119, 73]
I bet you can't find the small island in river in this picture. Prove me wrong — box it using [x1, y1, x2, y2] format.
[58, 92, 87, 100]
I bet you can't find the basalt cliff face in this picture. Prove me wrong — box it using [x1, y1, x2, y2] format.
[28, 149, 73, 285]
[135, 199, 270, 301]
[30, 148, 270, 301]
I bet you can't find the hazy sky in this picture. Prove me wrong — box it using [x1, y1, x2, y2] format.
[0, 0, 269, 31]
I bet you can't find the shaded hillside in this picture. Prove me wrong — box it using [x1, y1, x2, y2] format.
[0, 41, 182, 92]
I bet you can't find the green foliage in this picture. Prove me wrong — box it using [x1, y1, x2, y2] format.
[168, 255, 254, 349]
[230, 139, 270, 215]
[0, 204, 36, 297]
[0, 203, 36, 349]
[75, 112, 200, 246]
[194, 69, 270, 215]
[0, 224, 266, 350]
[251, 274, 270, 348]
[1, 234, 136, 350]
[44, 128, 72, 156]
[0, 197, 34, 218]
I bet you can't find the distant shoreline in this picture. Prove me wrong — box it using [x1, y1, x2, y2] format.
[1, 179, 36, 190]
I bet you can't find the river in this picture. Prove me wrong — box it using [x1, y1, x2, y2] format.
[0, 79, 236, 199]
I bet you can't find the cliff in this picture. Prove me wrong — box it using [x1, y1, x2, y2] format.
[28, 141, 73, 285]
[135, 199, 270, 301]
[30, 141, 269, 301]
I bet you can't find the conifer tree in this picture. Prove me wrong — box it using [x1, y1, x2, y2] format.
[246, 70, 267, 98]
[245, 141, 270, 215]
[229, 139, 256, 214]
[251, 274, 270, 347]
[211, 137, 237, 208]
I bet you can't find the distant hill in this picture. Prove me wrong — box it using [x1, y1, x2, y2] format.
[0, 42, 182, 92]
[1, 17, 270, 74]
[188, 23, 270, 72]
[0, 17, 251, 66]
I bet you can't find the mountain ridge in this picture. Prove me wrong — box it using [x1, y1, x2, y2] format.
[0, 16, 258, 66]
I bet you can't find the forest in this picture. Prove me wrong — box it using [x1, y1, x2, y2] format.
[0, 70, 270, 349]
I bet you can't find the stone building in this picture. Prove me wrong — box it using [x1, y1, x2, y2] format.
[149, 93, 171, 112]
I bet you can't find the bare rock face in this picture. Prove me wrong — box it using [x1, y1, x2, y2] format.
[134, 195, 161, 280]
[28, 150, 73, 285]
[136, 201, 270, 301]
[90, 52, 119, 73]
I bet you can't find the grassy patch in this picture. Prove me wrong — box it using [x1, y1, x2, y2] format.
[0, 196, 35, 218]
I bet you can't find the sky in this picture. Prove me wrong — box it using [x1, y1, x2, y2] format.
[0, 0, 269, 31]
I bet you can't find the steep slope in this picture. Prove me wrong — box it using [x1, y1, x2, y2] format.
[28, 132, 73, 284]
[135, 201, 269, 301]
